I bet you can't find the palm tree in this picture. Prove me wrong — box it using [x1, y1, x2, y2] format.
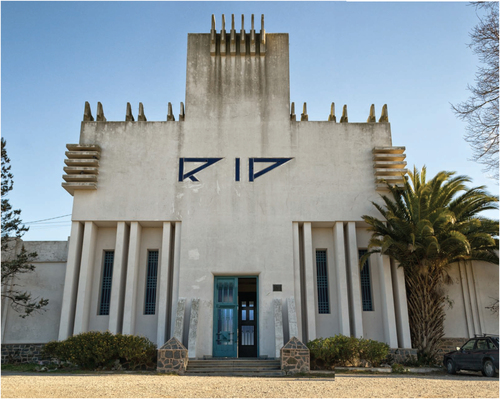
[361, 166, 498, 361]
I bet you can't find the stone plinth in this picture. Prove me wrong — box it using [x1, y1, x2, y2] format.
[280, 337, 310, 374]
[157, 337, 188, 374]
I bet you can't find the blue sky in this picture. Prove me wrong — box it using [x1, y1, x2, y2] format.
[2, 1, 498, 241]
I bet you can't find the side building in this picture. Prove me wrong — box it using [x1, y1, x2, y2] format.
[2, 15, 498, 362]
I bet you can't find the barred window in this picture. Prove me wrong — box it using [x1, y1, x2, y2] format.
[99, 251, 114, 315]
[316, 250, 330, 314]
[359, 250, 373, 311]
[144, 250, 159, 315]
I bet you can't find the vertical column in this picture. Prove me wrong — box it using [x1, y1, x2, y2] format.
[58, 222, 84, 340]
[108, 222, 130, 334]
[292, 222, 302, 340]
[390, 261, 412, 348]
[122, 222, 142, 335]
[375, 253, 398, 347]
[73, 222, 98, 335]
[170, 222, 182, 336]
[458, 262, 474, 337]
[302, 222, 316, 341]
[465, 262, 482, 335]
[157, 222, 172, 347]
[344, 222, 363, 338]
[332, 222, 350, 336]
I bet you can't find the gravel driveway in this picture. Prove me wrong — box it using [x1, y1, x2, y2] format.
[1, 372, 498, 398]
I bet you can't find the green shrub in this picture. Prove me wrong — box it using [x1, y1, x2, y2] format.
[41, 331, 157, 370]
[358, 338, 390, 367]
[307, 335, 389, 368]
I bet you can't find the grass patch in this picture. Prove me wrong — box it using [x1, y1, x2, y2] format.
[2, 363, 40, 372]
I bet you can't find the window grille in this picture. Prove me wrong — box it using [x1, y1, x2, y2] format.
[316, 250, 330, 314]
[359, 250, 373, 311]
[99, 251, 114, 315]
[144, 250, 159, 315]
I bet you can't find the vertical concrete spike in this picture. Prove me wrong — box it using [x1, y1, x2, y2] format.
[250, 14, 256, 55]
[126, 102, 135, 122]
[179, 102, 185, 121]
[167, 102, 175, 121]
[290, 102, 296, 121]
[367, 104, 376, 122]
[230, 14, 236, 55]
[301, 102, 308, 121]
[220, 14, 226, 55]
[83, 101, 94, 122]
[379, 104, 389, 122]
[340, 105, 348, 123]
[210, 14, 216, 56]
[96, 102, 106, 122]
[328, 102, 336, 122]
[260, 14, 266, 55]
[138, 102, 147, 121]
[240, 15, 246, 56]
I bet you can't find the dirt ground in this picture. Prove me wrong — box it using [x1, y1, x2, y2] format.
[1, 372, 499, 398]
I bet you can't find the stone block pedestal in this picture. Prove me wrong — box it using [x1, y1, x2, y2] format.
[280, 337, 310, 374]
[157, 337, 188, 374]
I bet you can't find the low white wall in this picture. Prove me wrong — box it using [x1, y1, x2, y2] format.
[2, 241, 68, 344]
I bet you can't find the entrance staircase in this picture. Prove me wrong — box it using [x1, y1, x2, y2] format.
[184, 358, 284, 376]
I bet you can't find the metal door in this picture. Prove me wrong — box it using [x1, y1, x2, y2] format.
[213, 277, 238, 357]
[238, 291, 258, 357]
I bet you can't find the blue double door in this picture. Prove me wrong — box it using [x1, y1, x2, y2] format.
[213, 277, 257, 358]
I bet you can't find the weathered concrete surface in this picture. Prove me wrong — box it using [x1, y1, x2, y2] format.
[274, 298, 284, 359]
[173, 298, 186, 343]
[287, 297, 298, 339]
[188, 298, 200, 358]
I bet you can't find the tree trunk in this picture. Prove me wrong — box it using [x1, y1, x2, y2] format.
[404, 267, 446, 362]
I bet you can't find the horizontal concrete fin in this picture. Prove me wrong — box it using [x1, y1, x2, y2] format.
[63, 166, 99, 175]
[65, 151, 101, 160]
[66, 144, 102, 152]
[372, 146, 405, 154]
[64, 159, 99, 167]
[63, 174, 98, 182]
[62, 182, 97, 195]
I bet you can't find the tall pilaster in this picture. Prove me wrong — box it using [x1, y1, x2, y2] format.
[157, 222, 172, 347]
[302, 222, 316, 341]
[73, 222, 98, 335]
[108, 222, 130, 334]
[332, 222, 350, 336]
[170, 222, 182, 337]
[292, 222, 303, 340]
[122, 222, 142, 335]
[58, 221, 84, 340]
[390, 260, 412, 348]
[375, 253, 398, 347]
[344, 222, 363, 338]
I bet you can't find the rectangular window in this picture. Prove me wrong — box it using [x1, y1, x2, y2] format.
[99, 251, 114, 316]
[144, 250, 159, 315]
[315, 250, 330, 314]
[359, 250, 373, 311]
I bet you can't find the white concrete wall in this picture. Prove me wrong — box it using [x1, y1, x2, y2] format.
[444, 261, 499, 338]
[355, 228, 386, 343]
[2, 241, 68, 344]
[134, 227, 162, 343]
[88, 227, 117, 332]
[311, 228, 339, 338]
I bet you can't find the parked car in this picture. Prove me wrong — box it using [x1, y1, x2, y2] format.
[443, 335, 499, 377]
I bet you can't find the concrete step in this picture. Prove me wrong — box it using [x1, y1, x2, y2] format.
[185, 359, 283, 376]
[183, 371, 285, 377]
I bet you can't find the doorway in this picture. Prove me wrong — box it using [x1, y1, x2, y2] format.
[213, 276, 258, 358]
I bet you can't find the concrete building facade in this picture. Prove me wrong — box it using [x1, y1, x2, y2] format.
[2, 16, 498, 360]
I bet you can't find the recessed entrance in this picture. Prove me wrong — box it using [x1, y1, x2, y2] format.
[213, 276, 258, 358]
